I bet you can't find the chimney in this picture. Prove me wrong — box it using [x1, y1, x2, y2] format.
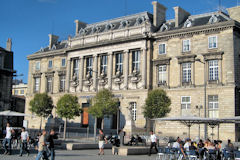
[152, 1, 167, 28]
[74, 20, 87, 35]
[227, 6, 240, 23]
[6, 38, 12, 51]
[48, 34, 59, 49]
[173, 6, 190, 28]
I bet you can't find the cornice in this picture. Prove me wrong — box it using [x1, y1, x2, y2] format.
[27, 49, 66, 60]
[177, 54, 197, 64]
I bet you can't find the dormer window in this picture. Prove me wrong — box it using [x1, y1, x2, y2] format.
[105, 23, 115, 31]
[160, 23, 169, 32]
[135, 17, 145, 26]
[209, 15, 220, 24]
[184, 19, 193, 28]
[79, 28, 87, 36]
[120, 20, 130, 28]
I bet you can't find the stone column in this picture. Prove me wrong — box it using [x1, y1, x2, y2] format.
[93, 55, 98, 91]
[79, 56, 84, 91]
[141, 48, 147, 89]
[123, 50, 129, 90]
[108, 52, 113, 90]
[66, 59, 71, 92]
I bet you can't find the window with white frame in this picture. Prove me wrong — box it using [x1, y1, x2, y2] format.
[181, 96, 191, 116]
[20, 90, 24, 95]
[182, 39, 190, 52]
[100, 55, 108, 75]
[132, 50, 140, 72]
[14, 90, 18, 95]
[182, 63, 191, 83]
[61, 58, 66, 67]
[48, 60, 53, 69]
[35, 61, 40, 71]
[73, 59, 79, 79]
[208, 95, 219, 118]
[159, 43, 166, 55]
[86, 57, 93, 77]
[46, 77, 53, 93]
[130, 102, 137, 121]
[208, 36, 217, 49]
[158, 65, 167, 84]
[59, 75, 65, 92]
[34, 77, 40, 93]
[115, 53, 123, 74]
[209, 60, 218, 81]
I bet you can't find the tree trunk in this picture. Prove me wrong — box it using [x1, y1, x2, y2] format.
[63, 118, 67, 140]
[101, 118, 104, 130]
[39, 117, 42, 131]
[94, 117, 97, 143]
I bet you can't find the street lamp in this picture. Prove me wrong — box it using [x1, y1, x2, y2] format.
[195, 58, 208, 139]
[196, 105, 203, 139]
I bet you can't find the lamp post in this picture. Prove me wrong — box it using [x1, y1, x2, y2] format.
[195, 58, 208, 140]
[196, 105, 203, 139]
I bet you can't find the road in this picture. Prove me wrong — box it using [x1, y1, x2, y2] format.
[0, 149, 158, 160]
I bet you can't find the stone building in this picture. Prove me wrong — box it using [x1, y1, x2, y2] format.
[25, 2, 240, 141]
[0, 38, 15, 132]
[12, 82, 27, 97]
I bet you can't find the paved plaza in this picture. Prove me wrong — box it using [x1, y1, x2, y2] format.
[0, 149, 157, 160]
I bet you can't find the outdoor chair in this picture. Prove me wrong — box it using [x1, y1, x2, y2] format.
[234, 151, 240, 160]
[222, 148, 234, 160]
[156, 147, 165, 160]
[186, 150, 198, 160]
[165, 147, 175, 160]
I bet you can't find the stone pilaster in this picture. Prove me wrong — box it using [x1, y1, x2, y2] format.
[141, 48, 147, 89]
[108, 52, 113, 89]
[93, 55, 98, 91]
[66, 59, 71, 92]
[124, 50, 129, 90]
[79, 56, 84, 91]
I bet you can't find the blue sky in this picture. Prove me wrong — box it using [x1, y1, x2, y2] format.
[0, 0, 238, 83]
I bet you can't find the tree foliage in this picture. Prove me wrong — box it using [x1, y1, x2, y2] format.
[143, 89, 171, 119]
[29, 93, 54, 118]
[89, 89, 119, 118]
[56, 94, 81, 119]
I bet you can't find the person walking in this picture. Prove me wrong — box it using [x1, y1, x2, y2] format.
[98, 129, 107, 155]
[3, 122, 13, 155]
[148, 130, 158, 156]
[47, 129, 58, 160]
[19, 127, 30, 156]
[35, 130, 47, 160]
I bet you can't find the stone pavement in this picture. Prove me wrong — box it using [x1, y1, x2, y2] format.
[0, 149, 158, 160]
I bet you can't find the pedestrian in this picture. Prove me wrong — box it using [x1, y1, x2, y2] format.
[3, 122, 13, 155]
[98, 129, 107, 155]
[148, 130, 158, 156]
[19, 127, 30, 156]
[35, 129, 47, 160]
[47, 129, 58, 160]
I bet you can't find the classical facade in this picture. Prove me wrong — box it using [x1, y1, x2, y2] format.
[25, 2, 240, 141]
[0, 38, 15, 132]
[12, 82, 27, 97]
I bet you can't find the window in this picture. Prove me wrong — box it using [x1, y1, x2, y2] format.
[48, 60, 53, 69]
[182, 63, 191, 83]
[115, 53, 123, 74]
[34, 77, 40, 92]
[59, 76, 65, 92]
[208, 36, 217, 49]
[159, 43, 166, 55]
[181, 96, 191, 116]
[73, 59, 79, 79]
[132, 50, 141, 72]
[100, 55, 108, 75]
[86, 57, 93, 77]
[46, 77, 53, 93]
[208, 95, 219, 118]
[209, 60, 218, 81]
[14, 90, 18, 95]
[20, 90, 24, 95]
[61, 58, 66, 67]
[158, 65, 166, 84]
[182, 40, 190, 52]
[130, 102, 137, 121]
[35, 61, 40, 70]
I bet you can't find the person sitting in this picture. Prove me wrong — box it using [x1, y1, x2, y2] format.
[225, 139, 234, 159]
[172, 137, 181, 149]
[128, 135, 136, 146]
[135, 135, 143, 145]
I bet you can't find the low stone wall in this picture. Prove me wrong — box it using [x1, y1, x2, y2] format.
[112, 146, 157, 156]
[66, 143, 112, 150]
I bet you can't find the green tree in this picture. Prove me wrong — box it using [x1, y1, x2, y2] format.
[143, 89, 171, 131]
[89, 89, 119, 129]
[56, 94, 81, 139]
[29, 93, 54, 130]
